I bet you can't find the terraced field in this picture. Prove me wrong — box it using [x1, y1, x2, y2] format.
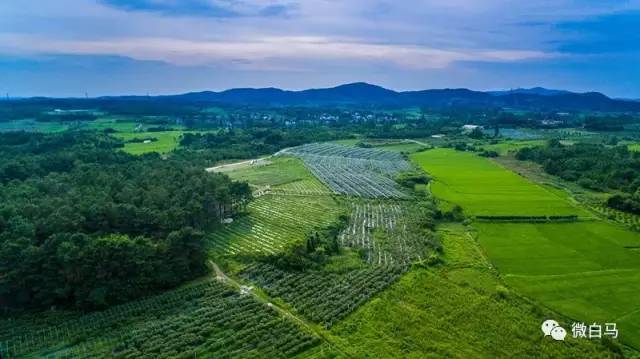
[282, 143, 410, 198]
[411, 148, 585, 217]
[208, 194, 345, 256]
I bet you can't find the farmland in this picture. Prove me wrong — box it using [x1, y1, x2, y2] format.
[325, 224, 622, 358]
[0, 280, 319, 358]
[208, 194, 346, 257]
[113, 130, 187, 155]
[282, 143, 411, 198]
[412, 147, 640, 351]
[477, 222, 640, 348]
[240, 263, 405, 328]
[339, 200, 436, 265]
[411, 148, 585, 217]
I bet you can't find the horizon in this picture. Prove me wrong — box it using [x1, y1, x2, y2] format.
[1, 1, 639, 98]
[1, 83, 631, 100]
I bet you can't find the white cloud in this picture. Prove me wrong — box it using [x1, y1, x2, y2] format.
[0, 33, 558, 70]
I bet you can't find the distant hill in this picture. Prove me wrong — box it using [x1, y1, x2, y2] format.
[488, 87, 573, 97]
[9, 83, 640, 112]
[162, 83, 640, 111]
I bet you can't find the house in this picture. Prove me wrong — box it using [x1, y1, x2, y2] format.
[461, 124, 483, 133]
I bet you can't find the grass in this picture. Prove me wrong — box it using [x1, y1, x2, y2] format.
[375, 142, 426, 153]
[480, 140, 545, 155]
[0, 119, 69, 132]
[225, 157, 315, 187]
[476, 221, 640, 348]
[475, 222, 640, 275]
[628, 144, 640, 152]
[208, 194, 346, 257]
[325, 224, 624, 358]
[412, 147, 640, 351]
[113, 131, 186, 155]
[411, 148, 584, 217]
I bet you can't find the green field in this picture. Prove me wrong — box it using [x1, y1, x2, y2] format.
[209, 194, 345, 257]
[225, 157, 319, 187]
[326, 224, 622, 358]
[0, 119, 70, 132]
[412, 148, 640, 350]
[476, 222, 640, 348]
[480, 140, 545, 155]
[411, 148, 584, 217]
[113, 131, 186, 154]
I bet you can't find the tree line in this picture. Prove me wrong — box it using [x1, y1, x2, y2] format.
[516, 140, 640, 214]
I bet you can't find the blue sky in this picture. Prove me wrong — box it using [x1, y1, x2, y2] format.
[1, 0, 639, 97]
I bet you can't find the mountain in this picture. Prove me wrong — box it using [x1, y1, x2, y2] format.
[164, 83, 640, 111]
[13, 83, 640, 112]
[488, 87, 573, 96]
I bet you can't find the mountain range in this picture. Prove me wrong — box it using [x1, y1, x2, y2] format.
[18, 83, 640, 112]
[152, 83, 639, 111]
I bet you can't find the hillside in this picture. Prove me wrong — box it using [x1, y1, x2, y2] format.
[5, 83, 640, 112]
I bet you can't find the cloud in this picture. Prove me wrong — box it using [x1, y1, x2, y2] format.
[0, 34, 559, 70]
[1, 0, 639, 96]
[99, 0, 296, 18]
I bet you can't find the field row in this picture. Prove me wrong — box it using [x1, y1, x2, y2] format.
[240, 263, 406, 328]
[282, 143, 410, 199]
[302, 155, 408, 198]
[282, 142, 407, 162]
[271, 179, 333, 196]
[411, 149, 583, 216]
[1, 280, 319, 358]
[590, 204, 640, 230]
[208, 194, 345, 256]
[339, 201, 429, 265]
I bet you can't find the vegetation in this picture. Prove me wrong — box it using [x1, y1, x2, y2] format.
[2, 104, 640, 357]
[208, 194, 346, 257]
[411, 148, 584, 217]
[516, 141, 640, 214]
[282, 143, 411, 198]
[1, 280, 319, 358]
[0, 132, 251, 309]
[240, 263, 405, 328]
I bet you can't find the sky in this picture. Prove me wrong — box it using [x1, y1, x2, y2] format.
[0, 0, 639, 98]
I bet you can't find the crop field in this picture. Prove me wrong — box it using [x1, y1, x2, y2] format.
[113, 131, 187, 155]
[326, 224, 619, 358]
[0, 280, 319, 358]
[339, 201, 430, 265]
[411, 148, 584, 217]
[208, 194, 345, 256]
[590, 204, 640, 230]
[271, 179, 333, 196]
[476, 221, 640, 348]
[282, 143, 410, 198]
[480, 139, 545, 155]
[239, 263, 405, 328]
[225, 156, 330, 193]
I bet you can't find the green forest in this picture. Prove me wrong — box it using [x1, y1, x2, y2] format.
[0, 132, 251, 309]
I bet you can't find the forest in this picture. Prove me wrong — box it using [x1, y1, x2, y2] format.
[516, 140, 640, 213]
[0, 132, 251, 309]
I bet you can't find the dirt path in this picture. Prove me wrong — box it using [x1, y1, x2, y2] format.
[205, 156, 271, 173]
[207, 261, 352, 358]
[404, 139, 430, 147]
